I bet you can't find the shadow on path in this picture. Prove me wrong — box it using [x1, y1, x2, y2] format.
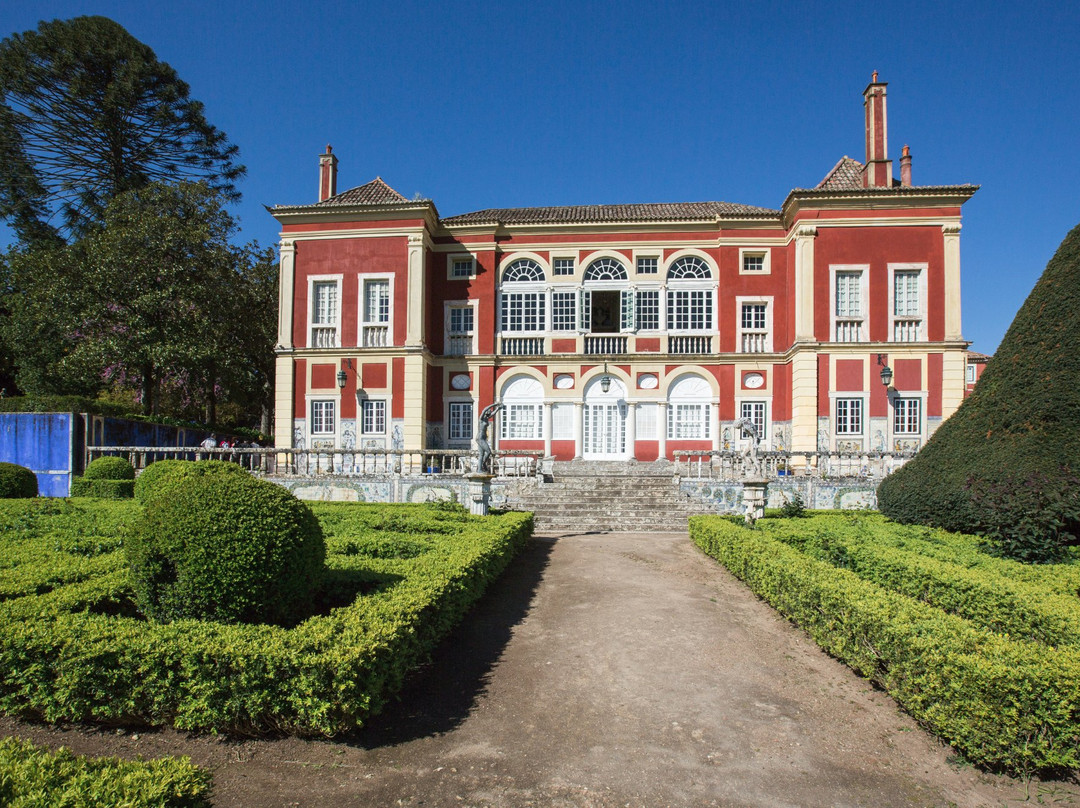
[349, 534, 556, 748]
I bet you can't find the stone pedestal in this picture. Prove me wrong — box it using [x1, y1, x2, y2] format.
[741, 478, 769, 525]
[466, 473, 494, 516]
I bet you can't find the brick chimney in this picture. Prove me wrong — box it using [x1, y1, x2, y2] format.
[318, 145, 338, 201]
[862, 72, 892, 188]
[900, 144, 912, 186]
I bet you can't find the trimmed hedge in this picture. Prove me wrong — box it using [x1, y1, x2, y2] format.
[82, 457, 136, 481]
[758, 514, 1080, 648]
[0, 736, 211, 807]
[127, 474, 326, 625]
[133, 459, 249, 505]
[0, 463, 37, 499]
[69, 478, 134, 499]
[0, 500, 533, 735]
[691, 515, 1080, 774]
[877, 221, 1080, 549]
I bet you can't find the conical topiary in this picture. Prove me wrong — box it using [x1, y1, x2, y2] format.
[877, 222, 1080, 556]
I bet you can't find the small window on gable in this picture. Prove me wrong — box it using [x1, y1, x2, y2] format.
[552, 257, 575, 276]
[449, 255, 476, 279]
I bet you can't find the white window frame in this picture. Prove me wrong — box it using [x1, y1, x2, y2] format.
[635, 254, 660, 275]
[966, 364, 976, 383]
[830, 265, 869, 343]
[635, 287, 662, 332]
[308, 274, 342, 349]
[833, 395, 867, 435]
[309, 398, 337, 436]
[358, 274, 394, 348]
[360, 398, 387, 435]
[668, 403, 711, 440]
[444, 300, 477, 355]
[893, 396, 922, 436]
[447, 399, 474, 443]
[551, 287, 578, 332]
[736, 296, 773, 353]
[666, 288, 714, 332]
[739, 248, 771, 275]
[501, 403, 544, 440]
[888, 263, 928, 342]
[448, 253, 477, 280]
[736, 399, 770, 450]
[551, 255, 576, 277]
[551, 402, 575, 440]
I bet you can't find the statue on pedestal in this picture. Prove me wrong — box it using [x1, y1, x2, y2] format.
[733, 417, 763, 478]
[475, 402, 504, 474]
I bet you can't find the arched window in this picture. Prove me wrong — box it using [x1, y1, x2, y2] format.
[667, 256, 712, 280]
[500, 375, 544, 440]
[667, 374, 712, 440]
[583, 257, 628, 282]
[503, 258, 545, 283]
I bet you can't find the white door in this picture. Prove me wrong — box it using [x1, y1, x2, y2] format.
[584, 403, 626, 459]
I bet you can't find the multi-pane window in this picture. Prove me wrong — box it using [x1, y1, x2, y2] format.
[501, 292, 545, 332]
[584, 258, 628, 281]
[966, 364, 976, 383]
[668, 403, 711, 439]
[552, 291, 577, 331]
[445, 305, 474, 355]
[311, 400, 335, 435]
[740, 401, 766, 439]
[553, 257, 575, 276]
[636, 289, 660, 330]
[361, 279, 390, 347]
[894, 271, 920, 316]
[835, 272, 862, 317]
[450, 257, 476, 278]
[503, 259, 545, 282]
[740, 302, 768, 353]
[448, 306, 473, 335]
[667, 290, 712, 330]
[742, 253, 765, 272]
[361, 400, 386, 434]
[741, 303, 766, 330]
[501, 404, 542, 439]
[636, 257, 658, 275]
[448, 401, 473, 441]
[311, 281, 338, 347]
[894, 398, 921, 434]
[835, 398, 863, 434]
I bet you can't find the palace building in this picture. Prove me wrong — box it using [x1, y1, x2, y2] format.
[270, 75, 977, 461]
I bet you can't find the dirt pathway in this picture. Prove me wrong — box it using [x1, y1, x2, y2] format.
[3, 531, 1073, 806]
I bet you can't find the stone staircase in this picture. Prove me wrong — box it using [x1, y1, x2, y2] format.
[502, 460, 718, 533]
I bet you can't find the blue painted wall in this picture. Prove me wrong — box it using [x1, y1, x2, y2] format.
[0, 413, 75, 497]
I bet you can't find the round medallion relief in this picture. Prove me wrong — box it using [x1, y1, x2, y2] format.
[450, 373, 471, 390]
[743, 372, 765, 389]
[638, 373, 659, 389]
[553, 374, 575, 389]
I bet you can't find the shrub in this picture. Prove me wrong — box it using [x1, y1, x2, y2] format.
[0, 736, 211, 807]
[878, 221, 1080, 539]
[0, 463, 37, 498]
[778, 491, 807, 518]
[691, 515, 1080, 775]
[133, 459, 248, 505]
[126, 474, 326, 624]
[82, 456, 136, 481]
[965, 470, 1080, 563]
[69, 478, 135, 499]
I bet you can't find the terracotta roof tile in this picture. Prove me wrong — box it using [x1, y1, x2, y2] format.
[816, 156, 865, 190]
[442, 201, 779, 226]
[317, 177, 412, 206]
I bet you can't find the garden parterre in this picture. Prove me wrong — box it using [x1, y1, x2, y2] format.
[691, 512, 1080, 775]
[0, 498, 532, 736]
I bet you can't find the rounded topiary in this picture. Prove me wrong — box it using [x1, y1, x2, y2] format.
[82, 456, 136, 480]
[126, 474, 325, 624]
[134, 459, 249, 505]
[878, 221, 1080, 557]
[0, 463, 38, 498]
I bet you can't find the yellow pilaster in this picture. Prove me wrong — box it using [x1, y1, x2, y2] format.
[794, 225, 818, 342]
[943, 223, 963, 341]
[274, 354, 294, 449]
[406, 233, 426, 347]
[277, 241, 296, 350]
[790, 349, 820, 452]
[401, 354, 427, 449]
[941, 349, 966, 419]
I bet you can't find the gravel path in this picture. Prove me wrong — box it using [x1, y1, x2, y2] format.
[3, 531, 1069, 806]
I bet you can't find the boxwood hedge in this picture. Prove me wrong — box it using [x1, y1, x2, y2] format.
[0, 737, 210, 808]
[691, 514, 1080, 775]
[0, 463, 37, 499]
[0, 500, 532, 736]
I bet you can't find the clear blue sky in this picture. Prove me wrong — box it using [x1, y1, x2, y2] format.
[5, 0, 1079, 355]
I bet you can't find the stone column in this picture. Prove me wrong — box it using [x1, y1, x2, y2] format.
[624, 401, 636, 460]
[543, 401, 553, 458]
[573, 401, 584, 459]
[657, 401, 668, 461]
[277, 241, 296, 350]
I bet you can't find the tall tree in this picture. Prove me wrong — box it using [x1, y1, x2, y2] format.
[0, 16, 243, 246]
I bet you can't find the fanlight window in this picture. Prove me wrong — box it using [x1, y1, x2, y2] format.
[583, 258, 628, 282]
[503, 259, 545, 283]
[667, 256, 712, 280]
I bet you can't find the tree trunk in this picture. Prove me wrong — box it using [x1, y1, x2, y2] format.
[205, 366, 217, 426]
[141, 363, 154, 415]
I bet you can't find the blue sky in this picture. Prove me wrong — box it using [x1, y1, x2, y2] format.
[5, 0, 1079, 354]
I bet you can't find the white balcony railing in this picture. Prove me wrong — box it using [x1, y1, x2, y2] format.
[669, 335, 712, 354]
[311, 326, 337, 348]
[362, 325, 389, 347]
[892, 318, 921, 342]
[673, 449, 916, 482]
[501, 336, 545, 356]
[584, 335, 628, 355]
[740, 332, 769, 353]
[445, 334, 473, 356]
[834, 319, 863, 343]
